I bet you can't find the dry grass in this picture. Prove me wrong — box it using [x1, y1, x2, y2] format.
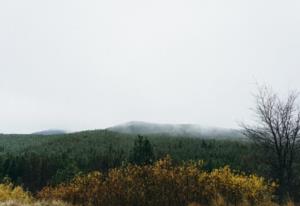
[0, 200, 71, 206]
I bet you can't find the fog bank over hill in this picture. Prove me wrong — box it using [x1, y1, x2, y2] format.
[32, 129, 67, 136]
[107, 121, 244, 139]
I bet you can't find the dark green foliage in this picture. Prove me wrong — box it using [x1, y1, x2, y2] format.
[0, 130, 260, 192]
[129, 135, 155, 165]
[0, 129, 298, 201]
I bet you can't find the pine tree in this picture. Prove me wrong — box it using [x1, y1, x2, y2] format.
[129, 135, 155, 165]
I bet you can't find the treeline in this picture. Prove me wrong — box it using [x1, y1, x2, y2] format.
[0, 130, 299, 201]
[0, 130, 260, 192]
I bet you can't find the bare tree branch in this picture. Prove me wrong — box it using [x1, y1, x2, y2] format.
[241, 85, 300, 201]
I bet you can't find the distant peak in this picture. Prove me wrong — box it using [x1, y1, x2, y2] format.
[32, 129, 66, 135]
[107, 121, 243, 139]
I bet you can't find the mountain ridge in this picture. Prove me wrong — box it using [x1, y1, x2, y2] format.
[107, 121, 243, 139]
[32, 129, 67, 135]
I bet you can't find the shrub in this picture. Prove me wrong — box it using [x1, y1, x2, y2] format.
[38, 156, 276, 206]
[0, 200, 71, 206]
[0, 182, 32, 203]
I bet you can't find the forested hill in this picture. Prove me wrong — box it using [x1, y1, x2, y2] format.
[0, 129, 244, 156]
[0, 129, 256, 192]
[107, 121, 244, 139]
[0, 130, 128, 154]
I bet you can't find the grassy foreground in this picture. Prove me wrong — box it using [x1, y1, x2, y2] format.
[0, 201, 71, 206]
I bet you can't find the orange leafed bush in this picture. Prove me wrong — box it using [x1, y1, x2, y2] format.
[38, 156, 276, 206]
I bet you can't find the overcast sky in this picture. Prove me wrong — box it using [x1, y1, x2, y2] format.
[0, 0, 300, 133]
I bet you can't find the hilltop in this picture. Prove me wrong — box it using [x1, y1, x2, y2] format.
[107, 121, 243, 139]
[32, 129, 67, 136]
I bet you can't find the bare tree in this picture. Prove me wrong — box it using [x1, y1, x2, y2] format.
[241, 86, 300, 201]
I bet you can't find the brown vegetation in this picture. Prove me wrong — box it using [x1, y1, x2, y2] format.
[38, 156, 276, 206]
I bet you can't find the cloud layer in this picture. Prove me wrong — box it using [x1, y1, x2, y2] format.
[0, 0, 299, 133]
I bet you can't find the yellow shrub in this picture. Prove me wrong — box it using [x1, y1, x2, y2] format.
[0, 183, 32, 203]
[38, 156, 276, 206]
[199, 166, 276, 205]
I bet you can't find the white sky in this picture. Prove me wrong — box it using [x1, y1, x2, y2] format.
[0, 0, 300, 133]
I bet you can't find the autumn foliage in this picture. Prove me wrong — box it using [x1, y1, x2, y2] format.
[38, 156, 276, 206]
[0, 182, 32, 203]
